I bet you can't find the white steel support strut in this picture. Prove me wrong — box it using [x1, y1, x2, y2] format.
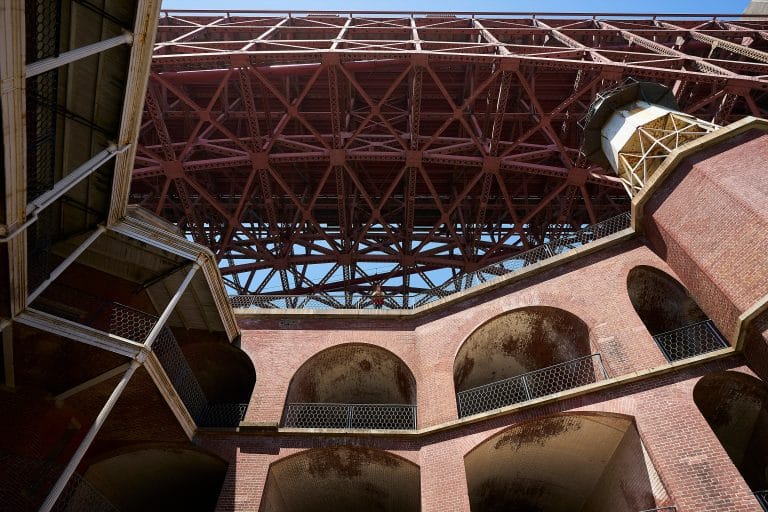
[0, 144, 130, 244]
[142, 262, 199, 350]
[26, 225, 107, 304]
[38, 262, 200, 512]
[26, 32, 134, 78]
[38, 359, 140, 512]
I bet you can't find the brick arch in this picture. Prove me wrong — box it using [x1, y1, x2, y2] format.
[284, 343, 417, 405]
[452, 306, 592, 393]
[694, 371, 768, 493]
[181, 341, 256, 404]
[259, 446, 420, 512]
[463, 412, 657, 512]
[82, 443, 228, 512]
[627, 265, 707, 336]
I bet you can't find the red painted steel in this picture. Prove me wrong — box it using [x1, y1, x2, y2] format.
[129, 12, 768, 295]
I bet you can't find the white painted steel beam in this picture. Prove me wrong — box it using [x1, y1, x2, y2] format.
[39, 360, 140, 512]
[26, 225, 107, 304]
[0, 0, 26, 233]
[14, 308, 144, 358]
[139, 262, 199, 353]
[1, 0, 28, 316]
[54, 362, 131, 401]
[25, 32, 134, 78]
[109, 0, 163, 224]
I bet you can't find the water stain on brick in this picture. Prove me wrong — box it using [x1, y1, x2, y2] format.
[493, 415, 582, 451]
[287, 344, 415, 404]
[454, 307, 589, 391]
[305, 447, 401, 479]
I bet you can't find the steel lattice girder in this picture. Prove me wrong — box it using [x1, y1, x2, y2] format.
[129, 11, 768, 295]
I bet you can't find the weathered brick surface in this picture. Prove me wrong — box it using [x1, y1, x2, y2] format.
[643, 130, 768, 343]
[199, 357, 764, 512]
[240, 240, 674, 428]
[215, 237, 768, 512]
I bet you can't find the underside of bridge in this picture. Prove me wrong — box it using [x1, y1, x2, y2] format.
[129, 11, 768, 298]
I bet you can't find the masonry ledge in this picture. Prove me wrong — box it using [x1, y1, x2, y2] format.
[197, 346, 737, 438]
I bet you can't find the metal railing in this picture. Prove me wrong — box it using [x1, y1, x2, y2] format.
[755, 490, 768, 512]
[652, 319, 729, 362]
[109, 303, 249, 428]
[231, 212, 630, 310]
[456, 353, 608, 417]
[0, 452, 118, 512]
[31, 287, 248, 428]
[283, 403, 417, 430]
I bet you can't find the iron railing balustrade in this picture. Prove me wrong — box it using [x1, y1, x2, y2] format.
[652, 319, 728, 362]
[283, 403, 417, 430]
[456, 353, 608, 417]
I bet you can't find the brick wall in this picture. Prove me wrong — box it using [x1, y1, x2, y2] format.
[643, 129, 768, 343]
[240, 240, 675, 428]
[199, 357, 764, 512]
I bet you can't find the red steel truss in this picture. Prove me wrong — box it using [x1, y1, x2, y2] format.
[130, 11, 768, 295]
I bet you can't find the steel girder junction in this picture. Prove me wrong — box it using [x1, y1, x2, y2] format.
[129, 11, 768, 298]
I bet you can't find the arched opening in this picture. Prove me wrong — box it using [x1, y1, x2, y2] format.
[464, 413, 660, 512]
[627, 266, 727, 361]
[453, 307, 605, 417]
[83, 445, 228, 512]
[283, 344, 416, 429]
[182, 341, 256, 426]
[259, 447, 420, 512]
[694, 371, 768, 508]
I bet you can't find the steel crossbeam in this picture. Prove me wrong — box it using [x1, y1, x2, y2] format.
[131, 11, 768, 295]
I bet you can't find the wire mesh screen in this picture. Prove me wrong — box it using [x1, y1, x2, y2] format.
[24, 0, 62, 201]
[26, 70, 59, 202]
[52, 471, 119, 512]
[26, 207, 55, 291]
[108, 303, 158, 342]
[151, 325, 210, 421]
[283, 403, 417, 430]
[652, 320, 729, 362]
[232, 212, 631, 310]
[0, 452, 118, 512]
[197, 403, 250, 428]
[456, 353, 608, 417]
[754, 491, 768, 512]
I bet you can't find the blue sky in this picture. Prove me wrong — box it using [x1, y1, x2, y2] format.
[161, 0, 751, 14]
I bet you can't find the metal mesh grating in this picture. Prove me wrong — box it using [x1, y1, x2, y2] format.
[0, 452, 118, 512]
[283, 403, 417, 430]
[26, 70, 58, 202]
[755, 491, 768, 512]
[652, 320, 729, 362]
[456, 353, 608, 417]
